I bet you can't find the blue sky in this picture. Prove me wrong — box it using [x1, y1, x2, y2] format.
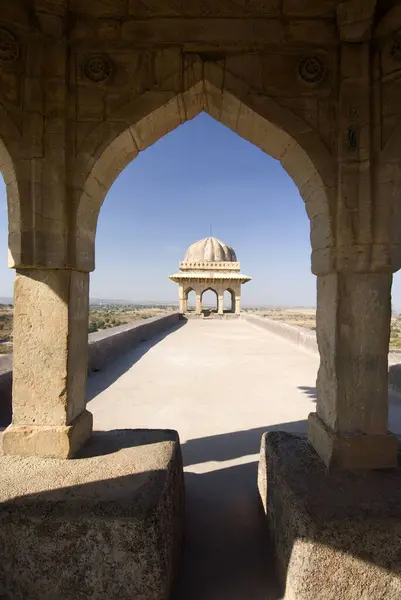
[1, 111, 401, 308]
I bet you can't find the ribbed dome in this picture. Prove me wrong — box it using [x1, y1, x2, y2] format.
[184, 237, 237, 262]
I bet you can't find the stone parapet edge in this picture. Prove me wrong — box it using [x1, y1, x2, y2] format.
[0, 312, 180, 425]
[242, 312, 401, 397]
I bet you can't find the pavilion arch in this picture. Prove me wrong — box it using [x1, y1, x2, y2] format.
[184, 287, 196, 312]
[71, 61, 336, 275]
[224, 289, 235, 313]
[201, 288, 218, 312]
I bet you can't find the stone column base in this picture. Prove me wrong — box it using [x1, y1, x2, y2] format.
[308, 412, 398, 469]
[2, 410, 93, 459]
[0, 429, 184, 600]
[258, 431, 401, 600]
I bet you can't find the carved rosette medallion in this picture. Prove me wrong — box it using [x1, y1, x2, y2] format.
[298, 56, 326, 84]
[391, 34, 401, 61]
[83, 54, 112, 83]
[0, 28, 19, 62]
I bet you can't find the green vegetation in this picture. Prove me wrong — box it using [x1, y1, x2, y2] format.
[88, 304, 176, 333]
[390, 318, 401, 350]
[0, 305, 13, 353]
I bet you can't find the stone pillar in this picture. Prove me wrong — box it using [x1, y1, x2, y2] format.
[308, 272, 398, 469]
[235, 294, 241, 314]
[218, 295, 224, 315]
[195, 293, 202, 315]
[178, 284, 185, 314]
[3, 269, 93, 458]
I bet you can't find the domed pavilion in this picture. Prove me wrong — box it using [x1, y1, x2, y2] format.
[169, 237, 251, 315]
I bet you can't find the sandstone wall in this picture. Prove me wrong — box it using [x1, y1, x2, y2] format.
[242, 313, 318, 354]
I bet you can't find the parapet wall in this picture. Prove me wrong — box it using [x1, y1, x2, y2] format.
[243, 312, 401, 396]
[242, 313, 318, 354]
[0, 313, 180, 426]
[88, 312, 180, 372]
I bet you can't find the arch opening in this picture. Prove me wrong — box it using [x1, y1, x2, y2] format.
[201, 288, 218, 316]
[185, 288, 196, 313]
[224, 289, 235, 313]
[72, 65, 335, 276]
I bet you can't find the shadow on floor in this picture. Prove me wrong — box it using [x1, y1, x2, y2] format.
[79, 426, 289, 599]
[87, 321, 187, 401]
[182, 420, 307, 467]
[172, 461, 281, 600]
[298, 385, 317, 401]
[83, 420, 307, 462]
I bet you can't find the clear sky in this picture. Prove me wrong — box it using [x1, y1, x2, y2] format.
[1, 111, 401, 308]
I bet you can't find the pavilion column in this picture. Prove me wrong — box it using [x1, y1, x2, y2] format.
[178, 284, 186, 314]
[308, 272, 398, 469]
[195, 293, 202, 315]
[234, 294, 241, 314]
[3, 269, 93, 458]
[218, 294, 224, 315]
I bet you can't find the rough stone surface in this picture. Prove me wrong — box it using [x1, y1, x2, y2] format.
[258, 431, 401, 600]
[2, 409, 93, 459]
[308, 411, 399, 469]
[310, 272, 397, 468]
[0, 429, 184, 600]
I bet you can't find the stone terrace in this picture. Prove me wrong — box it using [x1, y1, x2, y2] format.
[86, 318, 401, 599]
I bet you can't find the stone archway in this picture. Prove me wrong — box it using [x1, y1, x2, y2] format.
[224, 289, 235, 313]
[66, 58, 339, 465]
[184, 287, 196, 313]
[2, 40, 397, 474]
[70, 60, 335, 276]
[201, 288, 218, 314]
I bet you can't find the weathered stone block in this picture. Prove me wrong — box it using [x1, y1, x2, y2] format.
[308, 412, 398, 470]
[258, 431, 401, 600]
[0, 429, 184, 600]
[3, 409, 93, 459]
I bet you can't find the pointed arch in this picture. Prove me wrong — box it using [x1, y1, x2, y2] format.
[224, 288, 235, 313]
[201, 287, 218, 312]
[70, 60, 336, 275]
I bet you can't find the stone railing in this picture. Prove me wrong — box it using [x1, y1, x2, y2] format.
[243, 312, 401, 396]
[242, 313, 318, 354]
[0, 312, 180, 426]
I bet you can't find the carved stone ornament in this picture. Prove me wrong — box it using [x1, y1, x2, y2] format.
[83, 54, 112, 83]
[298, 56, 326, 84]
[391, 34, 401, 61]
[0, 28, 19, 62]
[347, 125, 358, 151]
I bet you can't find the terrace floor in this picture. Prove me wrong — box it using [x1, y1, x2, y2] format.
[87, 318, 401, 599]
